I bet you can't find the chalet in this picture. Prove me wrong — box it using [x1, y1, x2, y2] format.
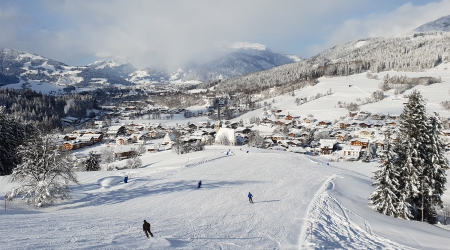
[335, 133, 349, 141]
[262, 117, 275, 125]
[303, 118, 313, 124]
[229, 122, 240, 129]
[341, 145, 363, 158]
[61, 116, 79, 126]
[62, 140, 84, 150]
[286, 114, 294, 120]
[78, 134, 95, 146]
[387, 121, 397, 127]
[359, 130, 374, 139]
[338, 122, 349, 129]
[288, 129, 302, 138]
[350, 138, 369, 148]
[271, 134, 286, 143]
[114, 147, 137, 160]
[317, 120, 331, 127]
[277, 120, 286, 126]
[349, 111, 358, 118]
[235, 127, 252, 135]
[319, 139, 337, 155]
[358, 122, 371, 128]
[163, 132, 175, 145]
[370, 113, 385, 120]
[63, 134, 78, 141]
[132, 131, 148, 141]
[388, 114, 400, 120]
[188, 123, 199, 130]
[371, 121, 384, 128]
[264, 138, 274, 148]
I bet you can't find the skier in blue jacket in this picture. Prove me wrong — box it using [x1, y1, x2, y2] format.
[248, 192, 253, 203]
[197, 180, 202, 189]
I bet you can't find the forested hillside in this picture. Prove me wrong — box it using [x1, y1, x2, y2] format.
[0, 88, 98, 131]
[208, 32, 450, 93]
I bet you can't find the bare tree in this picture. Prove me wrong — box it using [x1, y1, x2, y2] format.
[126, 152, 142, 169]
[100, 146, 116, 170]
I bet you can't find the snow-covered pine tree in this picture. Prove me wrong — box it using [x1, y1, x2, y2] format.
[7, 130, 79, 207]
[0, 106, 26, 175]
[421, 112, 449, 223]
[369, 131, 400, 216]
[85, 151, 100, 171]
[394, 90, 429, 220]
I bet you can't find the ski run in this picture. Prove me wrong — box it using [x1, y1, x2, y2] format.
[2, 146, 450, 249]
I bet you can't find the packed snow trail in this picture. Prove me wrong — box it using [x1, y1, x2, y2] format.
[2, 147, 450, 249]
[300, 171, 450, 250]
[0, 147, 338, 249]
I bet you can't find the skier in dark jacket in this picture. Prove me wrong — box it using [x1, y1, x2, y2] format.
[248, 192, 253, 203]
[143, 220, 154, 238]
[198, 180, 202, 189]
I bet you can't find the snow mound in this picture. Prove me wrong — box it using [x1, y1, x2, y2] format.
[146, 237, 171, 247]
[97, 176, 125, 187]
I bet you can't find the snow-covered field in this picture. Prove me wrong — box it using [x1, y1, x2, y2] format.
[1, 146, 450, 249]
[1, 58, 450, 249]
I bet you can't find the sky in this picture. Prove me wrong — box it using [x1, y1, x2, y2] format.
[0, 0, 449, 68]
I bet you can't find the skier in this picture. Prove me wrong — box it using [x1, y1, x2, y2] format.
[143, 220, 154, 238]
[248, 192, 254, 203]
[197, 180, 202, 189]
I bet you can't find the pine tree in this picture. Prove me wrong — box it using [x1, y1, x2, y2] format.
[85, 151, 100, 171]
[421, 112, 449, 223]
[6, 130, 79, 207]
[370, 131, 400, 216]
[394, 90, 429, 220]
[0, 106, 27, 175]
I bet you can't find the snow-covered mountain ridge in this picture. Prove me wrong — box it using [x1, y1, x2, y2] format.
[212, 31, 450, 92]
[126, 42, 300, 83]
[0, 48, 134, 89]
[413, 14, 450, 32]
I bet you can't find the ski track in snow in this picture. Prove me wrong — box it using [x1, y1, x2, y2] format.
[2, 146, 450, 249]
[1, 147, 340, 249]
[300, 174, 415, 250]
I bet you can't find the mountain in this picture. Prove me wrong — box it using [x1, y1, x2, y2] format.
[182, 42, 300, 82]
[210, 31, 450, 93]
[413, 14, 450, 32]
[0, 48, 133, 88]
[88, 58, 136, 78]
[124, 42, 301, 84]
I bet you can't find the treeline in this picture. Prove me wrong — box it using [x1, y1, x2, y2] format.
[0, 88, 98, 131]
[151, 92, 208, 108]
[0, 106, 35, 175]
[378, 74, 441, 94]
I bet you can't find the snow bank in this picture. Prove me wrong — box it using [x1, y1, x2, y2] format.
[97, 176, 125, 187]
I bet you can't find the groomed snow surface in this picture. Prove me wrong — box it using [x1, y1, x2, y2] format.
[2, 146, 450, 249]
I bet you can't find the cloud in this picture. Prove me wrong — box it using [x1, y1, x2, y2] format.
[1, 0, 448, 67]
[1, 0, 361, 67]
[309, 0, 450, 56]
